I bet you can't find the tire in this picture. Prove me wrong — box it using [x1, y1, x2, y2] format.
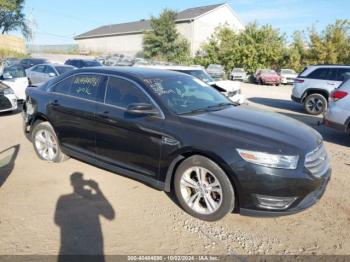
[31, 121, 69, 163]
[303, 93, 328, 115]
[174, 155, 235, 221]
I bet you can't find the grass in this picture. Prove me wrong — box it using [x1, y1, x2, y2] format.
[0, 48, 29, 59]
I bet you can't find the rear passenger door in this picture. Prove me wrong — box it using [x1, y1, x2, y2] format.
[95, 76, 163, 178]
[48, 74, 107, 158]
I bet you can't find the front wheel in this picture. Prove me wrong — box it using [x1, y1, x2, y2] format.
[304, 93, 327, 115]
[174, 155, 235, 221]
[31, 121, 69, 162]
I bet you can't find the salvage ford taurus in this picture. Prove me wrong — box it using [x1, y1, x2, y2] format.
[23, 67, 331, 221]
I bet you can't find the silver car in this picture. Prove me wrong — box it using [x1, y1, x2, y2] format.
[324, 77, 350, 134]
[230, 68, 248, 81]
[26, 64, 75, 86]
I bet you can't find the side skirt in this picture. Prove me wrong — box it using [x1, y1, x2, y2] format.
[62, 146, 165, 191]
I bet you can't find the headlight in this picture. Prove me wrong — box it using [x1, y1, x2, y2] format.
[3, 88, 14, 95]
[237, 149, 299, 169]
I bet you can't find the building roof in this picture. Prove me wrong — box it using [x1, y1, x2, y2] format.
[75, 3, 225, 40]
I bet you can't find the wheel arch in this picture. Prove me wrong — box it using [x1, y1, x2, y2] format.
[301, 88, 330, 103]
[164, 150, 241, 211]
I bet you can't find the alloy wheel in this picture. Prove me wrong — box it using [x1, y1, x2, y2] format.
[34, 129, 58, 161]
[307, 97, 324, 114]
[180, 166, 223, 215]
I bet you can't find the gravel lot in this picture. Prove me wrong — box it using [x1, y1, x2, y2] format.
[0, 82, 349, 256]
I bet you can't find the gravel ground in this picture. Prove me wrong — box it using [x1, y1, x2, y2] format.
[0, 82, 349, 256]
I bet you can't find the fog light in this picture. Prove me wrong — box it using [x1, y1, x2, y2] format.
[255, 194, 297, 210]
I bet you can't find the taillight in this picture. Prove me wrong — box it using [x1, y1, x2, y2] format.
[294, 78, 304, 83]
[331, 90, 348, 101]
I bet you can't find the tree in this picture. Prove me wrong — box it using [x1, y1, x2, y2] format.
[143, 9, 190, 63]
[197, 23, 285, 74]
[0, 0, 31, 39]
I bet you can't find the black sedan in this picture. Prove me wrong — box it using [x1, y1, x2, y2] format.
[22, 67, 331, 221]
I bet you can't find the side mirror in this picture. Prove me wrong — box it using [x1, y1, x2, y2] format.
[48, 72, 56, 77]
[3, 72, 12, 79]
[126, 103, 159, 116]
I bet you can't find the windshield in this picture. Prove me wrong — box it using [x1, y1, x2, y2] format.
[232, 68, 244, 73]
[55, 66, 74, 75]
[208, 65, 222, 70]
[83, 60, 102, 67]
[281, 69, 296, 74]
[175, 69, 214, 84]
[144, 75, 231, 115]
[3, 65, 26, 78]
[261, 69, 276, 74]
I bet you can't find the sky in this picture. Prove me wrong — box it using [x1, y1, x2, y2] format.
[21, 0, 350, 45]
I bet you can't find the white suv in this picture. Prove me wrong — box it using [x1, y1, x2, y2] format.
[292, 65, 350, 115]
[324, 78, 350, 134]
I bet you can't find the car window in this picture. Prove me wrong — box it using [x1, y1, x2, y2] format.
[175, 70, 214, 84]
[3, 65, 26, 78]
[53, 77, 72, 95]
[105, 77, 150, 108]
[82, 60, 102, 67]
[45, 66, 56, 74]
[32, 65, 46, 73]
[144, 75, 229, 114]
[70, 74, 104, 101]
[337, 68, 350, 82]
[55, 66, 74, 75]
[307, 68, 337, 80]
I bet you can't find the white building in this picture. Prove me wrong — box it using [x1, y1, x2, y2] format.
[74, 3, 244, 56]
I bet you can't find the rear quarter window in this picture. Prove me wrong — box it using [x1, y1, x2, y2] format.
[307, 68, 337, 81]
[53, 77, 72, 95]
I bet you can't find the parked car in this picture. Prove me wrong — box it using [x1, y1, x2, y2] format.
[0, 82, 17, 113]
[230, 68, 248, 82]
[278, 69, 298, 84]
[0, 64, 29, 101]
[26, 64, 75, 86]
[206, 64, 225, 81]
[64, 59, 102, 68]
[255, 69, 281, 85]
[292, 65, 350, 115]
[20, 58, 49, 69]
[324, 77, 350, 133]
[143, 65, 245, 104]
[23, 67, 330, 221]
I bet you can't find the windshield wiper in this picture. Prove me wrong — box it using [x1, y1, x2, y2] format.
[207, 102, 237, 108]
[180, 102, 235, 115]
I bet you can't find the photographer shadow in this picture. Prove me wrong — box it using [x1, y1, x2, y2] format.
[54, 172, 115, 262]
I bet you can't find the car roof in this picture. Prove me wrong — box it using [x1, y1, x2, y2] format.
[307, 64, 350, 68]
[58, 66, 187, 80]
[142, 65, 203, 71]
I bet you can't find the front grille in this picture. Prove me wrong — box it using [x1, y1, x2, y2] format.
[305, 144, 330, 177]
[0, 95, 12, 110]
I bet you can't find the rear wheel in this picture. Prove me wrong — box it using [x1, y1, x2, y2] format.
[304, 93, 327, 115]
[31, 121, 69, 162]
[174, 155, 235, 221]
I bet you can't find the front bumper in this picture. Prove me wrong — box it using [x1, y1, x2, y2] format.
[240, 171, 330, 217]
[231, 160, 331, 217]
[0, 94, 17, 113]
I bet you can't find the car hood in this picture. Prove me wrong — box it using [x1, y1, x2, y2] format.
[211, 80, 240, 92]
[181, 106, 322, 154]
